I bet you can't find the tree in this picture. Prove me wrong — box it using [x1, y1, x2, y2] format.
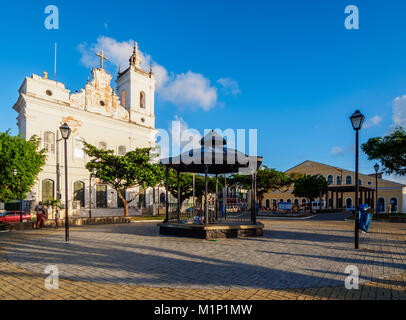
[0, 131, 46, 203]
[362, 127, 406, 176]
[229, 166, 297, 210]
[292, 174, 328, 213]
[83, 142, 164, 217]
[166, 171, 223, 208]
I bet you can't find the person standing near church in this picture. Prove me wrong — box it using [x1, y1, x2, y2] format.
[54, 209, 60, 229]
[35, 202, 43, 229]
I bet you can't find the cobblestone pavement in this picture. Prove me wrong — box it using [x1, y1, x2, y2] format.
[1, 219, 406, 300]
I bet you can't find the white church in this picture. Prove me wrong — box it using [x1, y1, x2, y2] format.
[12, 42, 164, 216]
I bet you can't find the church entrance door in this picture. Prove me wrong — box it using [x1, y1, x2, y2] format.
[96, 185, 107, 208]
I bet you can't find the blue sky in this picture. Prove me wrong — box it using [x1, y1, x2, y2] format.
[1, 0, 406, 181]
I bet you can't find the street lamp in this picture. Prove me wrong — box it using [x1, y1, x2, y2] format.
[89, 168, 96, 219]
[374, 163, 379, 216]
[350, 110, 365, 250]
[59, 123, 71, 242]
[13, 169, 23, 222]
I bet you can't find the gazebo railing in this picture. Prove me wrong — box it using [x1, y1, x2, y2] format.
[167, 202, 252, 224]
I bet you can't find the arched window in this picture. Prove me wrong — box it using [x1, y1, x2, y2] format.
[118, 146, 126, 156]
[73, 181, 85, 208]
[294, 199, 299, 206]
[346, 198, 353, 208]
[98, 141, 107, 150]
[346, 175, 352, 185]
[359, 179, 362, 185]
[265, 199, 270, 209]
[272, 199, 277, 207]
[44, 131, 55, 154]
[121, 90, 126, 107]
[327, 175, 333, 185]
[140, 91, 145, 109]
[74, 138, 84, 159]
[42, 179, 54, 203]
[287, 199, 291, 203]
[336, 176, 342, 185]
[390, 198, 398, 213]
[302, 199, 307, 204]
[377, 197, 385, 213]
[279, 199, 284, 203]
[160, 193, 166, 204]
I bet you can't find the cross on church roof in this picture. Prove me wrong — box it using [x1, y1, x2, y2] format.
[96, 50, 109, 69]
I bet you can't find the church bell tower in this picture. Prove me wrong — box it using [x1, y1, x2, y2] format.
[116, 42, 156, 128]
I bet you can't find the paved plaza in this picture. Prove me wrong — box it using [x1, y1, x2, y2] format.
[1, 216, 406, 300]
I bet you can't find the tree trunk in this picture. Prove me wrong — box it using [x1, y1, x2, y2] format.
[117, 191, 129, 217]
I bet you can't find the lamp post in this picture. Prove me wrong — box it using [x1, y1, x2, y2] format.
[59, 123, 72, 242]
[350, 110, 365, 250]
[374, 163, 379, 216]
[89, 168, 96, 219]
[13, 169, 23, 222]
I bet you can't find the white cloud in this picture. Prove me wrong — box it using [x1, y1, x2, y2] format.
[363, 115, 382, 129]
[392, 95, 406, 128]
[160, 72, 217, 111]
[217, 77, 241, 96]
[77, 36, 218, 111]
[330, 146, 344, 156]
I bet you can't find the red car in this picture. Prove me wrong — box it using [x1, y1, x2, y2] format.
[0, 211, 32, 224]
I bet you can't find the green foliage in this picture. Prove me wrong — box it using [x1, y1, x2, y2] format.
[292, 174, 328, 204]
[362, 127, 406, 176]
[44, 197, 62, 209]
[166, 170, 223, 205]
[83, 142, 164, 216]
[0, 131, 46, 202]
[229, 166, 297, 207]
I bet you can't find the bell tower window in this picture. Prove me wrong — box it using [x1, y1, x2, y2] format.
[121, 90, 126, 107]
[140, 91, 145, 109]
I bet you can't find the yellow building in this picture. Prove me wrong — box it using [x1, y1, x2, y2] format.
[262, 160, 406, 213]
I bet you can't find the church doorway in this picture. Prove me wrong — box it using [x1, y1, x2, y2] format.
[73, 181, 85, 208]
[96, 185, 107, 208]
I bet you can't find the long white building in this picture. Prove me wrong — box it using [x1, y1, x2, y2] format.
[12, 42, 161, 216]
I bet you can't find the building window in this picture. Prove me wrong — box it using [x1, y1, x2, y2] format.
[390, 198, 398, 213]
[121, 90, 126, 107]
[74, 138, 84, 159]
[294, 199, 299, 206]
[42, 179, 55, 203]
[302, 199, 306, 204]
[98, 141, 107, 150]
[368, 181, 372, 186]
[359, 179, 362, 185]
[265, 199, 270, 209]
[327, 175, 333, 185]
[345, 175, 352, 185]
[73, 181, 85, 208]
[160, 193, 166, 204]
[44, 131, 55, 154]
[140, 91, 145, 109]
[377, 197, 385, 213]
[118, 146, 126, 156]
[336, 176, 342, 185]
[346, 198, 353, 208]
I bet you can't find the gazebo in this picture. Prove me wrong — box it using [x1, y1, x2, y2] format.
[158, 130, 264, 239]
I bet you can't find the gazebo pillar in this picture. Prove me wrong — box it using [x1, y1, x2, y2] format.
[251, 173, 257, 225]
[177, 170, 181, 222]
[215, 174, 219, 220]
[164, 167, 169, 222]
[204, 165, 209, 225]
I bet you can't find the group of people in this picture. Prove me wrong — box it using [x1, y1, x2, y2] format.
[34, 202, 60, 229]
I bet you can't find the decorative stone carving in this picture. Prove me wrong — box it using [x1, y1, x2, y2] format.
[69, 68, 129, 122]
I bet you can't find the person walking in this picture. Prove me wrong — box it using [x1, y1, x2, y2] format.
[35, 202, 43, 229]
[54, 209, 60, 229]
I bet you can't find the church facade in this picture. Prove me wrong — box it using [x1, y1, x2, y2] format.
[12, 43, 160, 216]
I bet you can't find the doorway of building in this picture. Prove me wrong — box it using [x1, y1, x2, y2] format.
[73, 181, 85, 208]
[96, 185, 107, 208]
[377, 197, 385, 213]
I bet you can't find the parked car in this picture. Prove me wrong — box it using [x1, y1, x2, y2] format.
[0, 211, 32, 224]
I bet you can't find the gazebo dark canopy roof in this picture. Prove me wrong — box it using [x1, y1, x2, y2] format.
[160, 130, 263, 174]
